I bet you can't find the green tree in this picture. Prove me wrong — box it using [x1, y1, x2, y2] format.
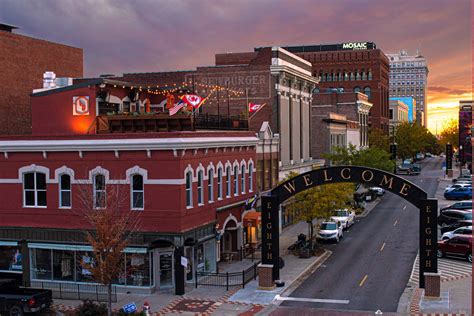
[439, 119, 459, 149]
[394, 122, 435, 160]
[368, 127, 390, 152]
[323, 144, 395, 172]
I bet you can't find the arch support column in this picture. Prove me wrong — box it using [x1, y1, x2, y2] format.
[261, 195, 280, 284]
[419, 198, 438, 291]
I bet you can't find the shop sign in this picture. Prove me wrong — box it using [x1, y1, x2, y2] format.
[122, 303, 137, 314]
[342, 42, 368, 50]
[73, 96, 90, 116]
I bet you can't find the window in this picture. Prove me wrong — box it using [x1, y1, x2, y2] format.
[363, 87, 371, 99]
[241, 165, 246, 194]
[186, 171, 193, 207]
[131, 174, 144, 209]
[226, 166, 231, 197]
[233, 166, 239, 196]
[208, 169, 214, 202]
[249, 163, 254, 192]
[94, 174, 106, 208]
[217, 167, 223, 200]
[197, 170, 204, 205]
[389, 109, 394, 120]
[123, 101, 131, 113]
[23, 172, 47, 207]
[59, 174, 71, 208]
[353, 86, 361, 93]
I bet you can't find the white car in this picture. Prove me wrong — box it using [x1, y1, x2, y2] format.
[370, 187, 385, 196]
[441, 226, 472, 240]
[317, 221, 343, 243]
[330, 209, 356, 229]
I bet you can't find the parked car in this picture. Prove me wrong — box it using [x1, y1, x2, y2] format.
[369, 187, 385, 196]
[0, 279, 53, 316]
[437, 235, 472, 263]
[330, 209, 356, 229]
[440, 220, 472, 234]
[453, 175, 472, 183]
[425, 152, 433, 157]
[412, 163, 421, 173]
[441, 200, 472, 211]
[445, 183, 472, 191]
[397, 164, 420, 175]
[438, 209, 472, 227]
[441, 225, 472, 240]
[415, 153, 425, 161]
[444, 187, 472, 200]
[317, 221, 343, 243]
[403, 158, 413, 164]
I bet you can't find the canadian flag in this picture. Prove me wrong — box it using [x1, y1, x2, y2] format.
[181, 94, 204, 109]
[248, 103, 265, 113]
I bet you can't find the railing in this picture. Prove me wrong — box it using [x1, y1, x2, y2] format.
[194, 114, 249, 130]
[27, 280, 117, 302]
[95, 114, 194, 133]
[195, 262, 259, 290]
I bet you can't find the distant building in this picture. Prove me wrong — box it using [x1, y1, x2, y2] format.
[459, 100, 472, 170]
[0, 23, 83, 134]
[389, 99, 409, 136]
[386, 50, 428, 126]
[280, 42, 390, 132]
[390, 97, 416, 122]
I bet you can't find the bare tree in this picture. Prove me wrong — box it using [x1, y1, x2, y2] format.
[76, 179, 140, 316]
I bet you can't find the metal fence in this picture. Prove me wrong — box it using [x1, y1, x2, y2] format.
[28, 280, 117, 302]
[195, 262, 259, 291]
[194, 114, 249, 130]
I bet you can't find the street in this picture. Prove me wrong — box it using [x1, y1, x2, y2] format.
[280, 157, 442, 313]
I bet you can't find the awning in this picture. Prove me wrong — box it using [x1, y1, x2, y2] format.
[0, 241, 18, 247]
[243, 211, 261, 225]
[28, 243, 147, 254]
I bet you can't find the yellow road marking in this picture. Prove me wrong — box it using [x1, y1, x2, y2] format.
[359, 274, 368, 287]
[380, 242, 386, 251]
[393, 220, 398, 226]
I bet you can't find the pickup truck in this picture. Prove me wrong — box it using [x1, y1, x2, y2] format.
[0, 279, 52, 315]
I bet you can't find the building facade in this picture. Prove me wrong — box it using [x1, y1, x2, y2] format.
[389, 99, 409, 136]
[0, 78, 258, 294]
[0, 23, 83, 135]
[386, 50, 428, 126]
[280, 42, 390, 132]
[390, 96, 416, 122]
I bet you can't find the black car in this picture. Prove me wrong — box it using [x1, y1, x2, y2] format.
[440, 220, 473, 234]
[441, 200, 472, 211]
[437, 209, 472, 227]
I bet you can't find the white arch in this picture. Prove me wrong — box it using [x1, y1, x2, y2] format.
[196, 163, 205, 179]
[53, 166, 75, 184]
[220, 213, 240, 233]
[183, 164, 195, 182]
[126, 166, 148, 183]
[107, 95, 122, 104]
[18, 164, 51, 183]
[240, 159, 247, 169]
[224, 161, 232, 176]
[247, 159, 255, 174]
[206, 162, 215, 177]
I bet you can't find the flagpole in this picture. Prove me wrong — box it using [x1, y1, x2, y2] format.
[226, 82, 230, 118]
[192, 74, 196, 130]
[245, 87, 249, 123]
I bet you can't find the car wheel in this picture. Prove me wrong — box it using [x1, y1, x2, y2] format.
[437, 249, 444, 258]
[468, 253, 472, 263]
[9, 306, 23, 316]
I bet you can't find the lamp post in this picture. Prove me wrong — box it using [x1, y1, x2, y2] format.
[459, 145, 463, 174]
[390, 143, 397, 174]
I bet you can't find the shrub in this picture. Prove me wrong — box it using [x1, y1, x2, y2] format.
[77, 300, 107, 316]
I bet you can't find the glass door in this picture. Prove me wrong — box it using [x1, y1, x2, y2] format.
[159, 252, 173, 288]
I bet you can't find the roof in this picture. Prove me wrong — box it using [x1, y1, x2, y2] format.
[0, 23, 18, 32]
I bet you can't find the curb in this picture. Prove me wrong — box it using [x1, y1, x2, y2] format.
[356, 198, 380, 218]
[279, 249, 332, 298]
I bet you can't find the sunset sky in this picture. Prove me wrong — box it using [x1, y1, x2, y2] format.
[1, 0, 471, 133]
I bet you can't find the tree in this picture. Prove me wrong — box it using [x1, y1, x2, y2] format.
[368, 127, 390, 152]
[323, 144, 395, 172]
[439, 119, 459, 149]
[77, 182, 139, 316]
[394, 122, 437, 160]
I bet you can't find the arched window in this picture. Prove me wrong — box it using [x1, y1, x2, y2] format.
[131, 174, 144, 210]
[344, 72, 349, 81]
[353, 86, 361, 93]
[208, 168, 214, 202]
[226, 166, 231, 197]
[356, 71, 361, 80]
[248, 162, 254, 192]
[313, 87, 320, 94]
[23, 172, 47, 207]
[368, 70, 373, 80]
[59, 174, 71, 208]
[361, 71, 367, 80]
[217, 167, 223, 200]
[364, 87, 371, 99]
[197, 170, 204, 205]
[327, 73, 332, 82]
[233, 165, 239, 196]
[94, 174, 106, 208]
[241, 164, 246, 194]
[350, 72, 355, 81]
[186, 171, 193, 207]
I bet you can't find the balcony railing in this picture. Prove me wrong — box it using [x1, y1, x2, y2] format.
[194, 114, 249, 130]
[94, 114, 194, 133]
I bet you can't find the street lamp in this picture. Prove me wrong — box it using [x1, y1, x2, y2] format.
[459, 145, 463, 174]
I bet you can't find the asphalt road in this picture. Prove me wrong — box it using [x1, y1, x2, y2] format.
[279, 157, 443, 313]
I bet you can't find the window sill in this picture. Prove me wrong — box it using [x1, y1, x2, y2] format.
[186, 206, 193, 210]
[131, 208, 144, 211]
[198, 203, 204, 207]
[59, 207, 72, 210]
[209, 200, 214, 204]
[218, 197, 223, 201]
[23, 205, 47, 209]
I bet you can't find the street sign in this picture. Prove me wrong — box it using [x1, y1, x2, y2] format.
[122, 303, 137, 314]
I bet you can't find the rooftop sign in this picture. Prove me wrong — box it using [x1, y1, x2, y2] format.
[342, 42, 368, 50]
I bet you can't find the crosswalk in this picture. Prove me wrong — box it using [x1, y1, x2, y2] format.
[409, 254, 472, 285]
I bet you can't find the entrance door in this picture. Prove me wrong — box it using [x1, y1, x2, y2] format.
[159, 252, 174, 288]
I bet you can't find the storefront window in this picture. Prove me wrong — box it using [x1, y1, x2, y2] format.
[32, 248, 52, 280]
[75, 251, 95, 283]
[53, 250, 75, 281]
[126, 253, 150, 286]
[0, 246, 22, 272]
[203, 239, 216, 272]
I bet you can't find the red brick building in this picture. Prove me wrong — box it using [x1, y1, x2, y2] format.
[281, 42, 390, 132]
[0, 78, 258, 293]
[0, 23, 83, 135]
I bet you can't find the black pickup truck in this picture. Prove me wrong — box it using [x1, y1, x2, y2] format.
[0, 279, 52, 315]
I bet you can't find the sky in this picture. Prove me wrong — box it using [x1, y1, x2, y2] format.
[1, 0, 471, 133]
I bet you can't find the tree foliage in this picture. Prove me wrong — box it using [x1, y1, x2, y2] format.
[438, 119, 459, 149]
[323, 144, 395, 172]
[394, 122, 440, 159]
[368, 127, 390, 152]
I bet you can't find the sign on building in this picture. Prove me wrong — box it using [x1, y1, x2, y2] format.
[73, 96, 90, 116]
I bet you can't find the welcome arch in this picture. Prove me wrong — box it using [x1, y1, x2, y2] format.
[261, 166, 438, 289]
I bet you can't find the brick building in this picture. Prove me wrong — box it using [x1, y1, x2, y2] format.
[281, 42, 390, 132]
[118, 47, 320, 180]
[0, 23, 83, 135]
[0, 78, 258, 294]
[311, 92, 372, 160]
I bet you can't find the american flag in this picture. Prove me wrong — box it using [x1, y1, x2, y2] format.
[169, 100, 185, 116]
